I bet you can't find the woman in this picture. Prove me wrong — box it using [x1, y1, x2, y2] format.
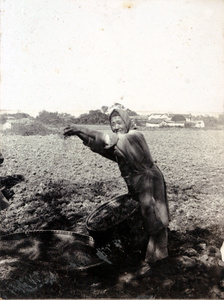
[63, 108, 170, 277]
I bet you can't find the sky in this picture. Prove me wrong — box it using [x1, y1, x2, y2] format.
[1, 0, 224, 117]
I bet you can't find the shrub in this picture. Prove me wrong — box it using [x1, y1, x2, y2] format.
[5, 120, 55, 136]
[74, 110, 109, 124]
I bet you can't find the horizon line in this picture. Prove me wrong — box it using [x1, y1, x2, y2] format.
[0, 109, 223, 118]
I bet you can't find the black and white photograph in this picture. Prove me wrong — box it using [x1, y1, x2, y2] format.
[1, 0, 224, 298]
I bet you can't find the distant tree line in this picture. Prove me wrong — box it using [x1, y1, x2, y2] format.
[0, 103, 138, 126]
[1, 107, 224, 128]
[74, 110, 109, 124]
[35, 111, 75, 126]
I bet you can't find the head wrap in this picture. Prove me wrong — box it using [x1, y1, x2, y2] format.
[109, 109, 136, 133]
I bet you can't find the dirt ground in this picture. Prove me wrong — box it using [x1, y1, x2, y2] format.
[0, 128, 224, 299]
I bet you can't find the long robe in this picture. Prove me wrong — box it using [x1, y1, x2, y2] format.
[86, 109, 170, 236]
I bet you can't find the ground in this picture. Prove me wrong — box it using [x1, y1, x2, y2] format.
[0, 128, 224, 298]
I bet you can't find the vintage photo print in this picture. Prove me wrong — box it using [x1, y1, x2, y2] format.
[1, 0, 224, 298]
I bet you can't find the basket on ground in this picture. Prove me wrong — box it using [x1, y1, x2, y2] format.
[86, 194, 139, 234]
[86, 194, 148, 252]
[0, 230, 107, 272]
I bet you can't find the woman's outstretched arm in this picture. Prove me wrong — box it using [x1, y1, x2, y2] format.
[64, 125, 101, 141]
[63, 124, 118, 150]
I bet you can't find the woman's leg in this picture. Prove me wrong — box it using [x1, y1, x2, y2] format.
[135, 227, 168, 277]
[138, 188, 168, 265]
[133, 172, 169, 276]
[139, 190, 164, 235]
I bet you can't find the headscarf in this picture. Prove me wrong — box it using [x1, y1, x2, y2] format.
[109, 109, 136, 133]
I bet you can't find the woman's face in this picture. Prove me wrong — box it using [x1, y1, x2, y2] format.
[110, 116, 127, 134]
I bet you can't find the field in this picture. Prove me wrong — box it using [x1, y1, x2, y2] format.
[0, 127, 224, 298]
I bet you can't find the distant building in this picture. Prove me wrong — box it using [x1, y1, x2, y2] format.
[138, 112, 206, 128]
[146, 113, 189, 127]
[194, 120, 205, 128]
[160, 120, 185, 128]
[2, 116, 16, 130]
[148, 113, 169, 121]
[185, 120, 205, 128]
[146, 113, 169, 127]
[146, 118, 164, 127]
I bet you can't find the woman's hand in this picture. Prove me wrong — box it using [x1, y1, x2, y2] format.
[63, 125, 78, 137]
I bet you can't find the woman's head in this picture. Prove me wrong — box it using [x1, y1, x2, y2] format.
[109, 109, 135, 134]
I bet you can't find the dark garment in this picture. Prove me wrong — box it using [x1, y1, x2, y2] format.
[89, 129, 170, 235]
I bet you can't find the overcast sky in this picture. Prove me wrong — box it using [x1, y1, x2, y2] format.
[1, 0, 224, 117]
